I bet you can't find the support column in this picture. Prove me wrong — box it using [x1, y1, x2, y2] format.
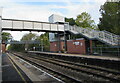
[68, 34, 71, 40]
[57, 33, 61, 53]
[90, 40, 93, 54]
[0, 8, 2, 82]
[64, 27, 67, 53]
[64, 33, 67, 53]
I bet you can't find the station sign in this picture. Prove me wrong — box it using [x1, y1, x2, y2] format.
[73, 42, 80, 45]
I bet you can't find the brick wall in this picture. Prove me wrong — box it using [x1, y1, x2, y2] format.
[2, 44, 6, 53]
[50, 39, 86, 54]
[67, 39, 86, 54]
[50, 41, 64, 52]
[90, 40, 93, 54]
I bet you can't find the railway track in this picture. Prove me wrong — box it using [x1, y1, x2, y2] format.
[11, 52, 120, 83]
[10, 53, 82, 83]
[26, 54, 120, 82]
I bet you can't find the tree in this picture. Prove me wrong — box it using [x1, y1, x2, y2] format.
[21, 33, 37, 51]
[75, 12, 96, 29]
[65, 18, 76, 26]
[2, 32, 12, 42]
[8, 41, 25, 52]
[36, 32, 50, 51]
[98, 2, 120, 35]
[21, 33, 37, 41]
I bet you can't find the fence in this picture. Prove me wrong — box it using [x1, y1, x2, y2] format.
[29, 45, 50, 52]
[91, 47, 120, 56]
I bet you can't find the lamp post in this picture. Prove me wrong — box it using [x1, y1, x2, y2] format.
[39, 44, 40, 51]
[118, 35, 120, 56]
[63, 22, 69, 53]
[41, 39, 43, 52]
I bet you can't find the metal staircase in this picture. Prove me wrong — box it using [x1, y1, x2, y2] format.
[67, 25, 120, 46]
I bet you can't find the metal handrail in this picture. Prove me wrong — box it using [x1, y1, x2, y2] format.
[68, 25, 120, 46]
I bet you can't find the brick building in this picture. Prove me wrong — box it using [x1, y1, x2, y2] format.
[50, 38, 87, 54]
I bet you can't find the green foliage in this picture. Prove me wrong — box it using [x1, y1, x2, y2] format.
[21, 33, 37, 41]
[75, 12, 96, 29]
[65, 12, 97, 39]
[21, 33, 37, 51]
[8, 41, 25, 52]
[2, 32, 12, 42]
[36, 32, 50, 51]
[65, 18, 76, 26]
[98, 2, 120, 35]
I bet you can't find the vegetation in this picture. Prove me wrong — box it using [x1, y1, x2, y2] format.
[2, 32, 12, 42]
[65, 18, 76, 26]
[98, 2, 120, 35]
[36, 32, 50, 51]
[21, 33, 37, 41]
[65, 12, 97, 30]
[7, 32, 50, 52]
[21, 33, 37, 51]
[8, 41, 25, 52]
[75, 12, 96, 29]
[65, 12, 97, 40]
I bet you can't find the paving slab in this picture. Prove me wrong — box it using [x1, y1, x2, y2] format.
[2, 53, 32, 82]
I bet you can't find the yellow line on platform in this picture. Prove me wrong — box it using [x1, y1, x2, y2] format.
[7, 54, 27, 83]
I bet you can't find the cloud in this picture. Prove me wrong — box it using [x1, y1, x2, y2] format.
[0, 0, 107, 40]
[51, 0, 106, 23]
[0, 0, 106, 22]
[0, 0, 107, 2]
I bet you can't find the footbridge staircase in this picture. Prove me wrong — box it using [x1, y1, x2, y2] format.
[67, 25, 120, 46]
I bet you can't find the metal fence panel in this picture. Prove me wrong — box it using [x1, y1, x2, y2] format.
[58, 24, 64, 31]
[13, 21, 23, 29]
[24, 22, 33, 29]
[43, 23, 50, 30]
[51, 24, 57, 31]
[34, 22, 42, 30]
[2, 20, 12, 29]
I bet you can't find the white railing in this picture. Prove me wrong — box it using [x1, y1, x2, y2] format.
[68, 25, 120, 46]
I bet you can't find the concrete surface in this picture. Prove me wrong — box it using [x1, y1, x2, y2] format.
[7, 53, 62, 83]
[2, 53, 32, 82]
[28, 51, 120, 61]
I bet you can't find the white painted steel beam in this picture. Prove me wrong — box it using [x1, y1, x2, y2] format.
[2, 19, 66, 32]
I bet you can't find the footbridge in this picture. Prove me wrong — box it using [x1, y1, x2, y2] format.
[2, 18, 66, 32]
[1, 18, 120, 46]
[4, 41, 40, 44]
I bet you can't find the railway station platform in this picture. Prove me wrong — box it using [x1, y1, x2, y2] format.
[2, 53, 62, 83]
[2, 53, 32, 82]
[28, 51, 120, 71]
[28, 51, 120, 61]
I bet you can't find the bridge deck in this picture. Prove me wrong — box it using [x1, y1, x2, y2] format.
[2, 18, 67, 32]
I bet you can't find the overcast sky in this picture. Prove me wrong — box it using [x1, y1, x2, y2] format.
[0, 0, 107, 41]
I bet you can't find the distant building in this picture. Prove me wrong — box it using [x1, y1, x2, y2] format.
[49, 14, 65, 23]
[49, 14, 65, 42]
